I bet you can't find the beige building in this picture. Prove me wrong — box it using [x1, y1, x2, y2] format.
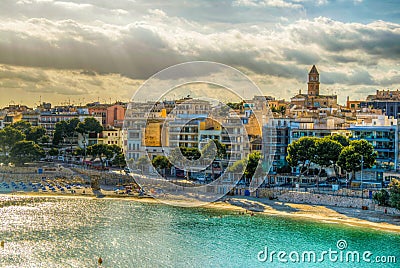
[98, 128, 123, 148]
[367, 89, 400, 101]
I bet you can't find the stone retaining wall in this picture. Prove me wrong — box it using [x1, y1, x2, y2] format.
[253, 188, 400, 214]
[277, 191, 373, 209]
[373, 205, 400, 215]
[71, 168, 136, 186]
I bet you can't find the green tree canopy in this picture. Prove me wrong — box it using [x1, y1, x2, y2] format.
[86, 144, 122, 166]
[373, 189, 390, 206]
[10, 140, 45, 165]
[53, 118, 84, 145]
[40, 135, 50, 145]
[73, 147, 84, 156]
[245, 151, 262, 179]
[76, 117, 103, 135]
[112, 153, 126, 168]
[226, 152, 263, 182]
[270, 106, 286, 115]
[152, 155, 171, 170]
[66, 118, 80, 134]
[86, 143, 111, 167]
[201, 139, 227, 179]
[48, 148, 59, 156]
[52, 121, 68, 146]
[108, 144, 123, 155]
[178, 147, 201, 160]
[201, 139, 227, 160]
[329, 134, 350, 147]
[388, 179, 400, 210]
[10, 121, 31, 133]
[286, 136, 317, 177]
[9, 121, 46, 144]
[0, 126, 25, 155]
[226, 102, 244, 110]
[337, 140, 377, 181]
[314, 137, 343, 175]
[136, 155, 151, 172]
[25, 126, 46, 144]
[167, 147, 202, 171]
[227, 158, 247, 174]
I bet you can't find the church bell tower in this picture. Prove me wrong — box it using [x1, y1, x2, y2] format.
[308, 65, 320, 96]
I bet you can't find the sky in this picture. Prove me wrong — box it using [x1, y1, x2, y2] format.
[0, 0, 399, 107]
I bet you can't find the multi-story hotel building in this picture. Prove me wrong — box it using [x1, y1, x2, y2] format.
[348, 116, 398, 181]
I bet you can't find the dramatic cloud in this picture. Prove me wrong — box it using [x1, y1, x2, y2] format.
[0, 0, 399, 105]
[0, 65, 140, 107]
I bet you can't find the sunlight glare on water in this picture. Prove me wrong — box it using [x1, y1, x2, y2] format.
[0, 196, 399, 268]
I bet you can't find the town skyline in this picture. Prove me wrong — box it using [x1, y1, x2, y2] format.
[0, 63, 396, 109]
[0, 0, 399, 107]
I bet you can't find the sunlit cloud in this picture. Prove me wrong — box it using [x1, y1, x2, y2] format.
[0, 0, 399, 105]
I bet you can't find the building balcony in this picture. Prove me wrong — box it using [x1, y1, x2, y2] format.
[375, 148, 395, 152]
[351, 136, 393, 141]
[179, 138, 198, 141]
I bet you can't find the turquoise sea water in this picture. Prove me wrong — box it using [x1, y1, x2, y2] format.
[0, 196, 399, 268]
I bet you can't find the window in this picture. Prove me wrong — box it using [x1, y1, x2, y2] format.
[129, 132, 139, 139]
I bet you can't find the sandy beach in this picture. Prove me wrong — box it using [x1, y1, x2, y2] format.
[2, 187, 400, 234]
[223, 196, 400, 233]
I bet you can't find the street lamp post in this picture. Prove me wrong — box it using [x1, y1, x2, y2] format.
[361, 155, 364, 199]
[83, 135, 87, 170]
[63, 136, 67, 165]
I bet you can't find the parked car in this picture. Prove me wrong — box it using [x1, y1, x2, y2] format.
[314, 182, 330, 187]
[326, 177, 338, 183]
[197, 176, 206, 181]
